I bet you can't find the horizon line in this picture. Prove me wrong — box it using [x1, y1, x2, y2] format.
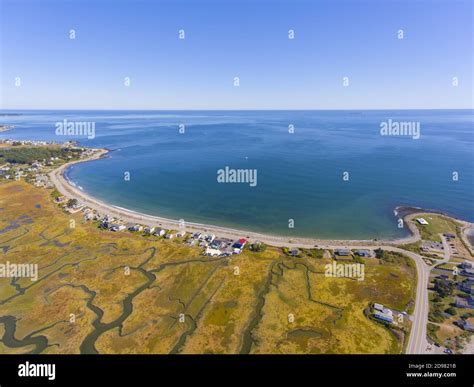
[1, 108, 473, 112]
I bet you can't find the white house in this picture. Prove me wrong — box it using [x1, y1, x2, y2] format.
[373, 303, 384, 312]
[205, 234, 216, 243]
[154, 228, 166, 237]
[110, 224, 126, 232]
[416, 218, 429, 225]
[144, 227, 156, 235]
[205, 247, 221, 257]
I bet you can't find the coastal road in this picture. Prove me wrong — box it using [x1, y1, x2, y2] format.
[405, 235, 451, 354]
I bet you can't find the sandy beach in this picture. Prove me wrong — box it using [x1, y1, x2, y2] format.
[47, 147, 448, 248]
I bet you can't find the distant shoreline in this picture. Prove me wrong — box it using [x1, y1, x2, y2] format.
[0, 125, 14, 133]
[48, 146, 473, 248]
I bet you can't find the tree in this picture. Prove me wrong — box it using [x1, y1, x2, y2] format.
[445, 307, 457, 316]
[434, 279, 454, 298]
[67, 198, 78, 208]
[374, 248, 384, 259]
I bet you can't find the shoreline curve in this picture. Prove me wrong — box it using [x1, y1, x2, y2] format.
[49, 147, 473, 249]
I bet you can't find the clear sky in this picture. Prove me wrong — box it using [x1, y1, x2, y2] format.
[1, 0, 472, 110]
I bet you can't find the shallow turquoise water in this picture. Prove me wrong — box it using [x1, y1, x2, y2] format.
[1, 110, 473, 239]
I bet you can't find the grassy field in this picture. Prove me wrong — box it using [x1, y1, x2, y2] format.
[413, 214, 460, 242]
[0, 181, 416, 354]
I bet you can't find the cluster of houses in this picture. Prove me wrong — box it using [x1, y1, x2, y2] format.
[0, 139, 53, 146]
[193, 233, 247, 257]
[91, 213, 249, 256]
[0, 141, 88, 186]
[455, 319, 474, 332]
[0, 163, 56, 187]
[459, 261, 474, 277]
[98, 217, 185, 239]
[334, 249, 373, 258]
[53, 194, 253, 257]
[454, 261, 474, 310]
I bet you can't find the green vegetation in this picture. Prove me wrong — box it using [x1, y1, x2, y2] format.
[433, 278, 454, 298]
[414, 214, 459, 242]
[0, 181, 418, 354]
[445, 307, 457, 316]
[0, 146, 82, 164]
[303, 248, 325, 259]
[66, 198, 78, 208]
[50, 189, 62, 200]
[250, 241, 267, 252]
[427, 323, 441, 345]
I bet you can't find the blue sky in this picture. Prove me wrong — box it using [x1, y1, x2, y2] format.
[1, 0, 472, 109]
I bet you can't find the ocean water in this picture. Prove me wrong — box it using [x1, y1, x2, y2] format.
[1, 110, 473, 239]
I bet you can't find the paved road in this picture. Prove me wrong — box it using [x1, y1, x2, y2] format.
[405, 235, 451, 354]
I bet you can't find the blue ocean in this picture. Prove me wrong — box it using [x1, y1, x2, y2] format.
[1, 110, 473, 239]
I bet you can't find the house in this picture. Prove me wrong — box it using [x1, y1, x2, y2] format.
[210, 239, 225, 249]
[205, 247, 222, 257]
[193, 232, 202, 240]
[164, 233, 174, 239]
[205, 234, 216, 243]
[232, 239, 247, 254]
[110, 224, 126, 232]
[83, 212, 94, 221]
[457, 319, 474, 332]
[144, 227, 155, 235]
[459, 261, 473, 269]
[416, 218, 429, 225]
[176, 231, 186, 238]
[355, 249, 372, 257]
[460, 279, 474, 294]
[289, 248, 300, 257]
[373, 303, 384, 312]
[455, 296, 474, 309]
[128, 224, 143, 232]
[461, 268, 474, 278]
[374, 312, 393, 323]
[154, 228, 166, 237]
[55, 196, 65, 203]
[334, 249, 351, 256]
[238, 238, 247, 247]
